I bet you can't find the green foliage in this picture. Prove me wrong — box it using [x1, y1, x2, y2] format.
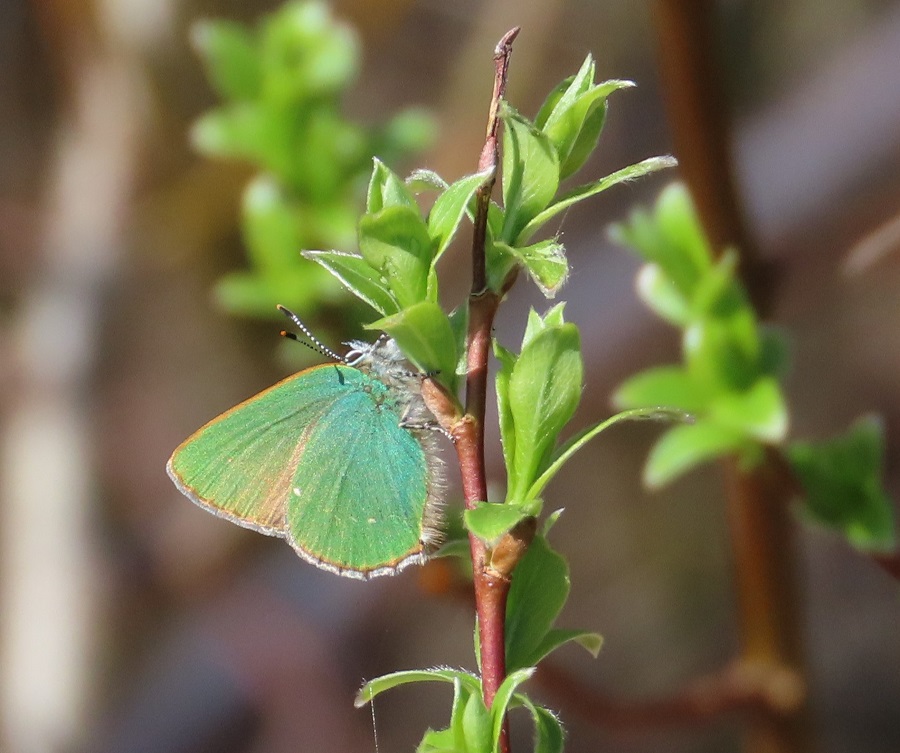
[788, 417, 895, 552]
[303, 159, 493, 391]
[492, 307, 689, 518]
[495, 306, 583, 509]
[505, 535, 602, 673]
[192, 1, 434, 320]
[478, 55, 675, 296]
[611, 184, 789, 486]
[298, 52, 673, 398]
[357, 537, 591, 753]
[357, 667, 564, 753]
[464, 503, 533, 545]
[612, 183, 896, 553]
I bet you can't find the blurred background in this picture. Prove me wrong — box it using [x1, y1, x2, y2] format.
[1, 1, 899, 752]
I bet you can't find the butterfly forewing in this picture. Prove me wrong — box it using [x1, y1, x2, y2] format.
[167, 365, 350, 533]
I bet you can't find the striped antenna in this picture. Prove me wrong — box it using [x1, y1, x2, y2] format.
[277, 305, 344, 362]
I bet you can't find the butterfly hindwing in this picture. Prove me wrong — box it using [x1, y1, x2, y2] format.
[285, 384, 430, 575]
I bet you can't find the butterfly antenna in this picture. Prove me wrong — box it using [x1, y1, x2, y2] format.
[276, 305, 344, 362]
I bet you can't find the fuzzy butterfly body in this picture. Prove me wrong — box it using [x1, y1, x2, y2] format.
[167, 334, 444, 579]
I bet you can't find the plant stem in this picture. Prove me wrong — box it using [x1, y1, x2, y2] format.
[723, 459, 811, 752]
[453, 27, 518, 753]
[653, 3, 812, 752]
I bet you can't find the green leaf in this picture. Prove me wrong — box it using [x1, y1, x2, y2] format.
[655, 181, 713, 280]
[613, 365, 709, 413]
[215, 265, 341, 319]
[484, 241, 519, 297]
[190, 104, 270, 163]
[418, 685, 468, 753]
[535, 55, 595, 130]
[241, 177, 300, 270]
[358, 205, 433, 308]
[448, 678, 470, 753]
[531, 628, 603, 664]
[542, 508, 565, 536]
[520, 701, 564, 753]
[278, 109, 366, 195]
[356, 668, 480, 707]
[759, 325, 792, 379]
[521, 303, 565, 350]
[501, 106, 560, 245]
[525, 628, 603, 668]
[507, 323, 583, 503]
[709, 377, 788, 443]
[644, 421, 748, 488]
[529, 407, 692, 501]
[367, 158, 419, 213]
[191, 20, 261, 101]
[635, 263, 693, 326]
[505, 536, 570, 673]
[429, 168, 493, 259]
[448, 304, 469, 377]
[556, 97, 608, 180]
[691, 248, 746, 319]
[303, 249, 399, 315]
[432, 537, 471, 560]
[519, 156, 677, 244]
[787, 417, 895, 552]
[493, 340, 518, 495]
[214, 273, 274, 317]
[259, 0, 358, 102]
[369, 301, 457, 391]
[407, 168, 449, 193]
[490, 668, 536, 748]
[683, 317, 760, 393]
[610, 182, 712, 296]
[495, 240, 569, 298]
[382, 107, 437, 155]
[464, 503, 531, 545]
[462, 692, 492, 753]
[543, 78, 635, 180]
[416, 727, 458, 753]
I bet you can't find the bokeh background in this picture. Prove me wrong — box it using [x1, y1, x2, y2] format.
[2, 1, 900, 752]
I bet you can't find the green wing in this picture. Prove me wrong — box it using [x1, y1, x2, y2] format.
[284, 389, 432, 576]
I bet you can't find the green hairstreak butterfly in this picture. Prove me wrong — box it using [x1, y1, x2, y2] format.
[166, 306, 445, 579]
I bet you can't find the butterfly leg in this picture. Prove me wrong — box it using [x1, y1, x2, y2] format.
[398, 410, 455, 442]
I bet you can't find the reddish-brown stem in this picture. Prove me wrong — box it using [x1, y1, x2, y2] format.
[470, 27, 519, 295]
[723, 459, 811, 751]
[653, 3, 813, 752]
[873, 552, 900, 579]
[652, 0, 775, 311]
[451, 27, 519, 753]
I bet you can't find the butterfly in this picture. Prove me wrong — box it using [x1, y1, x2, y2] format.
[167, 306, 444, 579]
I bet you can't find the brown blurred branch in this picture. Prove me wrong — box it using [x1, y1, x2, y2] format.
[653, 3, 813, 752]
[536, 659, 805, 730]
[652, 0, 775, 313]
